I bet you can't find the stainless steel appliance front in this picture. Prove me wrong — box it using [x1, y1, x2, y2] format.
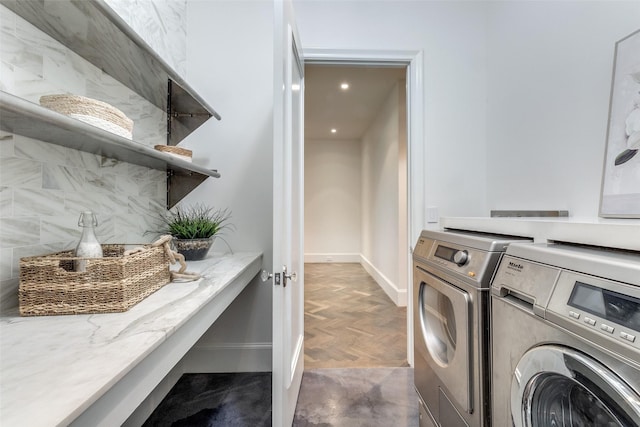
[413, 229, 531, 427]
[491, 243, 640, 427]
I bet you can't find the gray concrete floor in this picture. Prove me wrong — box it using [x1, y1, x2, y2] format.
[294, 367, 418, 427]
[143, 368, 418, 426]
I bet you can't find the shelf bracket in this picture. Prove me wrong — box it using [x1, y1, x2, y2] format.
[167, 79, 216, 146]
[166, 168, 210, 209]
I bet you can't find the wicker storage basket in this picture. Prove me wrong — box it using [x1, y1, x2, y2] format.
[19, 244, 171, 316]
[39, 94, 134, 139]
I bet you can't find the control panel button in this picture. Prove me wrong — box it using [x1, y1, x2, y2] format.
[620, 331, 636, 343]
[569, 311, 580, 319]
[584, 317, 596, 326]
[600, 324, 614, 334]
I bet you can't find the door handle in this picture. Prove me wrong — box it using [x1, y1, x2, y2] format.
[262, 267, 296, 287]
[282, 265, 297, 288]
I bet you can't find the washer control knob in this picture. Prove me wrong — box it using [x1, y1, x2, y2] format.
[453, 250, 469, 266]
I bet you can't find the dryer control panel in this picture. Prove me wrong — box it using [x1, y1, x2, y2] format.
[427, 240, 495, 287]
[414, 230, 533, 288]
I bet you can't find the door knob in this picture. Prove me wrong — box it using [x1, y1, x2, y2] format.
[261, 269, 272, 282]
[282, 265, 297, 287]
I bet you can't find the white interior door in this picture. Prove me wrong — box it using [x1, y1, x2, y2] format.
[272, 0, 304, 425]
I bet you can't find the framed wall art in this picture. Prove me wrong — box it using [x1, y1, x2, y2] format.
[599, 29, 640, 218]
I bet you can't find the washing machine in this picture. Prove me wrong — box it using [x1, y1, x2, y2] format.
[491, 242, 640, 426]
[413, 229, 532, 427]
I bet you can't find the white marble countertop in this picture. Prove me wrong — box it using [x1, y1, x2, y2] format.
[0, 252, 262, 427]
[440, 217, 640, 251]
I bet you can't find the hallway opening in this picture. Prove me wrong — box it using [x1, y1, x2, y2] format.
[303, 63, 409, 369]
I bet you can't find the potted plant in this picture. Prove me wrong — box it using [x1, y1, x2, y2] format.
[160, 204, 234, 260]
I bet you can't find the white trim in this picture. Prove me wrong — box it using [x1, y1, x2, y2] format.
[184, 342, 273, 373]
[360, 254, 407, 307]
[304, 48, 420, 65]
[303, 48, 422, 366]
[304, 253, 361, 263]
[406, 50, 423, 368]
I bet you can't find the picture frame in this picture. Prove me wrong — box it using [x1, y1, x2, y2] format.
[599, 29, 640, 218]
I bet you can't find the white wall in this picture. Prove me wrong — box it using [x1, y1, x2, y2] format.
[486, 1, 640, 218]
[304, 138, 361, 261]
[361, 82, 406, 304]
[294, 0, 489, 222]
[184, 0, 274, 372]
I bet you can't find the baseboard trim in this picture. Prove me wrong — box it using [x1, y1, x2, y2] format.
[359, 255, 407, 307]
[304, 253, 361, 263]
[183, 342, 272, 373]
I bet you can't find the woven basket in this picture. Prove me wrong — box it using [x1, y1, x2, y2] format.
[19, 244, 170, 316]
[39, 94, 134, 139]
[154, 145, 193, 162]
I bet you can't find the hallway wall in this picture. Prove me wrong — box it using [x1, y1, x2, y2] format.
[304, 138, 362, 262]
[361, 82, 406, 305]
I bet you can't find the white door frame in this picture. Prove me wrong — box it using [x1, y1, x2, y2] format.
[303, 48, 424, 366]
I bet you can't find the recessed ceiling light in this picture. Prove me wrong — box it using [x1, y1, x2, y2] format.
[340, 83, 349, 90]
[331, 128, 337, 133]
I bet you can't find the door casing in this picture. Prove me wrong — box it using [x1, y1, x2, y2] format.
[303, 48, 424, 366]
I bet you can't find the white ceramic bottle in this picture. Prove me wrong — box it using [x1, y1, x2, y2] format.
[75, 211, 103, 272]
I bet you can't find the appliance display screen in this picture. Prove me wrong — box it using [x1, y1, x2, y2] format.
[568, 281, 640, 333]
[434, 245, 456, 262]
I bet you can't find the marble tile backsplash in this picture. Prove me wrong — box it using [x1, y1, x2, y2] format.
[0, 4, 187, 311]
[0, 132, 167, 311]
[1, 6, 166, 147]
[104, 0, 188, 78]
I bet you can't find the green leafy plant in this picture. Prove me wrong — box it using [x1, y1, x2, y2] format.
[161, 204, 234, 240]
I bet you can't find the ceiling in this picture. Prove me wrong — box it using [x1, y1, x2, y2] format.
[304, 65, 407, 140]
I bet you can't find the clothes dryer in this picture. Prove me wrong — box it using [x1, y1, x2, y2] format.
[413, 229, 531, 427]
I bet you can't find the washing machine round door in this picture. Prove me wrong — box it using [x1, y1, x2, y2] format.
[511, 345, 640, 427]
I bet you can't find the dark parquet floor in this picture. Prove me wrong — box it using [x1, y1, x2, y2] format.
[304, 263, 408, 369]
